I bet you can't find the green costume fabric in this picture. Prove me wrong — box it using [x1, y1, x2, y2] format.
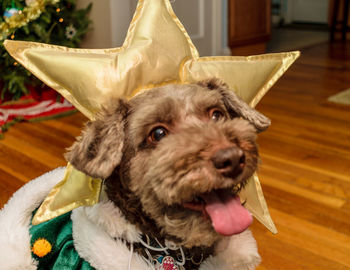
[30, 211, 94, 269]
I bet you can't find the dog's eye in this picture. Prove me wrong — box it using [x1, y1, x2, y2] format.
[148, 126, 168, 143]
[209, 108, 225, 121]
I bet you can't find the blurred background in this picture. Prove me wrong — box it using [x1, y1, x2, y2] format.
[77, 0, 331, 55]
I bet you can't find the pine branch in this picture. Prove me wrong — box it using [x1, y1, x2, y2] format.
[0, 0, 92, 101]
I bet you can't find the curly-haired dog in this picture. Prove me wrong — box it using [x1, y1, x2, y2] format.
[0, 78, 270, 270]
[63, 78, 270, 269]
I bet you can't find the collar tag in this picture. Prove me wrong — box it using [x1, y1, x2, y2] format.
[154, 255, 183, 270]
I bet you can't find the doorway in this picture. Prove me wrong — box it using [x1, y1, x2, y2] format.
[268, 0, 329, 52]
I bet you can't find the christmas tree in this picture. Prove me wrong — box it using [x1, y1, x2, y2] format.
[0, 0, 92, 101]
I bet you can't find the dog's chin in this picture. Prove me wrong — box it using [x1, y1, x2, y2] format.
[162, 180, 252, 247]
[129, 140, 257, 248]
[161, 206, 221, 248]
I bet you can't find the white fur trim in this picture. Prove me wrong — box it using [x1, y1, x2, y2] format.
[201, 230, 261, 270]
[72, 204, 153, 270]
[72, 200, 260, 270]
[83, 200, 141, 243]
[0, 168, 66, 270]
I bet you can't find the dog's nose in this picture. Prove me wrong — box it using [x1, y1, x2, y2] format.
[211, 147, 245, 178]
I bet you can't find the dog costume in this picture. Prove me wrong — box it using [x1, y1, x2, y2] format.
[0, 168, 261, 270]
[1, 0, 299, 269]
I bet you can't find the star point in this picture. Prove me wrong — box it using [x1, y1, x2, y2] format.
[5, 0, 299, 232]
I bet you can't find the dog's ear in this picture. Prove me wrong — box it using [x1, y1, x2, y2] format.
[198, 78, 271, 132]
[65, 99, 129, 179]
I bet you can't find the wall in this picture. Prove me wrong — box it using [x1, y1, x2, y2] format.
[285, 0, 328, 24]
[76, 0, 132, 48]
[77, 0, 112, 48]
[77, 0, 229, 55]
[222, 0, 230, 55]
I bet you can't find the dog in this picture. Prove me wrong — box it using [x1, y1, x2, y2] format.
[64, 78, 270, 269]
[0, 78, 269, 270]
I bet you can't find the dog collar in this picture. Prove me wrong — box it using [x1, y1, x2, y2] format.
[126, 234, 212, 270]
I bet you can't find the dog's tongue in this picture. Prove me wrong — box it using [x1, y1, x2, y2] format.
[202, 191, 252, 236]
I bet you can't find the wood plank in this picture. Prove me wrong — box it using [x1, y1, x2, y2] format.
[261, 184, 350, 236]
[261, 174, 346, 208]
[260, 161, 350, 200]
[252, 222, 350, 270]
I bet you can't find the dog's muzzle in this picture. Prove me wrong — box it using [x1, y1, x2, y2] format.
[211, 147, 245, 178]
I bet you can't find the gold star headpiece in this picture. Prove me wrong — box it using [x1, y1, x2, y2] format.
[5, 0, 299, 232]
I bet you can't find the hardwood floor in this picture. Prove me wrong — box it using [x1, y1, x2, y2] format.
[1, 41, 350, 269]
[254, 41, 350, 270]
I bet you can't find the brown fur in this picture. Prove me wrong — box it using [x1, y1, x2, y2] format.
[65, 99, 129, 179]
[66, 78, 269, 253]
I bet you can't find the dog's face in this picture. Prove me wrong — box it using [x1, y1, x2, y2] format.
[66, 79, 270, 248]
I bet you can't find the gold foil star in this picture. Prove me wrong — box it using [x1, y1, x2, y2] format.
[5, 0, 299, 232]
